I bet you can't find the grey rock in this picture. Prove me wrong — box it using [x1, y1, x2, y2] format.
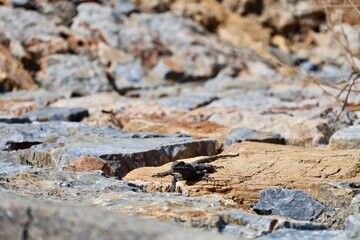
[0, 122, 217, 178]
[10, 0, 36, 9]
[37, 0, 78, 26]
[29, 135, 217, 178]
[221, 211, 326, 238]
[36, 54, 112, 97]
[253, 188, 325, 221]
[224, 128, 285, 148]
[257, 229, 359, 240]
[0, 116, 31, 124]
[0, 6, 68, 56]
[346, 214, 360, 231]
[23, 107, 89, 122]
[72, 5, 264, 82]
[330, 125, 360, 149]
[155, 95, 215, 110]
[0, 192, 231, 240]
[103, 0, 138, 15]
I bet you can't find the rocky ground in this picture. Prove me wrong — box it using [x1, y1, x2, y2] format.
[1, 0, 360, 239]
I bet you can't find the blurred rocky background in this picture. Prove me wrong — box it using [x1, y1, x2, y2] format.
[0, 0, 360, 239]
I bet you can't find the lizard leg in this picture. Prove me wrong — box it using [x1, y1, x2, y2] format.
[169, 173, 182, 192]
[152, 170, 173, 178]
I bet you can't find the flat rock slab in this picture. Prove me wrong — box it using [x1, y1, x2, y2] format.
[23, 107, 89, 122]
[124, 142, 360, 205]
[330, 125, 360, 149]
[0, 191, 231, 240]
[224, 128, 285, 148]
[253, 188, 325, 221]
[0, 122, 217, 178]
[257, 229, 359, 240]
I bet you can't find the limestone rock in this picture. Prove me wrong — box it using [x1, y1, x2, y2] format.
[125, 142, 360, 206]
[330, 125, 360, 149]
[258, 229, 358, 240]
[36, 54, 112, 97]
[253, 188, 325, 221]
[224, 128, 285, 148]
[23, 107, 89, 122]
[0, 6, 69, 56]
[0, 44, 37, 92]
[0, 191, 231, 240]
[65, 155, 111, 176]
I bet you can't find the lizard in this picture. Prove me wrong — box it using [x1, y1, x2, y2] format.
[152, 154, 239, 192]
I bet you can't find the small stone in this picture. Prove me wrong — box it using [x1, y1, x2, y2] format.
[224, 128, 285, 148]
[23, 107, 89, 122]
[346, 214, 360, 231]
[330, 125, 360, 149]
[65, 155, 111, 176]
[253, 188, 325, 221]
[0, 116, 31, 124]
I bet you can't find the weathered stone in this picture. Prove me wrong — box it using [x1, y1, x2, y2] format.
[0, 44, 37, 92]
[346, 214, 360, 231]
[253, 188, 325, 221]
[155, 95, 215, 110]
[224, 128, 285, 148]
[0, 192, 231, 240]
[221, 211, 326, 238]
[125, 142, 360, 206]
[0, 122, 217, 177]
[37, 0, 78, 26]
[103, 0, 138, 15]
[0, 115, 31, 123]
[0, 6, 69, 56]
[170, 0, 226, 32]
[72, 4, 264, 82]
[36, 54, 112, 97]
[257, 229, 359, 240]
[330, 125, 360, 149]
[23, 107, 89, 122]
[65, 155, 111, 176]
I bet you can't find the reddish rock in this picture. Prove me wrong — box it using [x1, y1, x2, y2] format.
[0, 44, 37, 91]
[65, 155, 111, 176]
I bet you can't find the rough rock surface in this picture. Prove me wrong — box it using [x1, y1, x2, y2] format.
[0, 192, 231, 240]
[253, 188, 325, 221]
[0, 0, 360, 239]
[125, 142, 360, 205]
[330, 125, 360, 150]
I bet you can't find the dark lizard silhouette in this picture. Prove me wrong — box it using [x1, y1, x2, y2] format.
[152, 154, 239, 192]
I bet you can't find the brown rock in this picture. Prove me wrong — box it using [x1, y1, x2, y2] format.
[0, 44, 37, 91]
[65, 155, 111, 176]
[171, 0, 226, 31]
[124, 142, 360, 205]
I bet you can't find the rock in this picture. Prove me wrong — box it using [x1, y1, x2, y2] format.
[257, 229, 358, 240]
[155, 95, 215, 110]
[170, 0, 226, 32]
[0, 6, 69, 56]
[125, 142, 360, 206]
[0, 191, 231, 240]
[253, 188, 325, 221]
[0, 122, 217, 178]
[224, 128, 285, 148]
[72, 5, 263, 82]
[36, 54, 112, 97]
[23, 107, 89, 122]
[103, 0, 138, 15]
[10, 0, 36, 9]
[37, 0, 78, 26]
[346, 214, 360, 231]
[65, 155, 111, 176]
[221, 211, 326, 238]
[221, 0, 262, 15]
[0, 43, 37, 92]
[330, 125, 360, 149]
[0, 115, 31, 123]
